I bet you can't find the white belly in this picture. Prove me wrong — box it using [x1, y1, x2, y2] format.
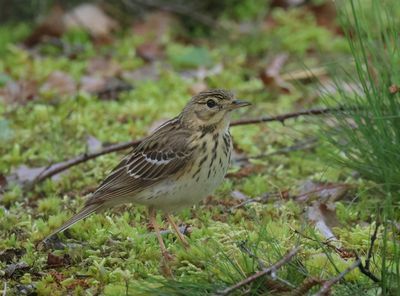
[133, 132, 231, 212]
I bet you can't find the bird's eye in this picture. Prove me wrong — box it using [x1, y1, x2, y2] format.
[206, 99, 217, 108]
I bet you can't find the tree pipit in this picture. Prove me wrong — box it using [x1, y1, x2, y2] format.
[44, 89, 250, 270]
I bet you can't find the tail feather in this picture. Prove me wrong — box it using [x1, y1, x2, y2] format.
[43, 204, 102, 242]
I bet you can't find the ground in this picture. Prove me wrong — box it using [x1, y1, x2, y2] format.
[0, 2, 396, 295]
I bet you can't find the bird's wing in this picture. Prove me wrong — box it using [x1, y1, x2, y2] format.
[85, 118, 195, 206]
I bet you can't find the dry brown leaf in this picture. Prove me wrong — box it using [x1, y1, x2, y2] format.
[80, 76, 107, 93]
[136, 42, 164, 62]
[41, 71, 76, 96]
[47, 253, 71, 268]
[0, 80, 38, 105]
[122, 64, 161, 82]
[24, 4, 65, 47]
[260, 53, 292, 93]
[80, 76, 131, 100]
[132, 11, 177, 41]
[25, 3, 117, 46]
[95, 78, 132, 100]
[308, 1, 342, 35]
[132, 12, 177, 62]
[64, 3, 118, 42]
[230, 190, 250, 201]
[87, 57, 121, 78]
[297, 180, 350, 242]
[307, 201, 339, 241]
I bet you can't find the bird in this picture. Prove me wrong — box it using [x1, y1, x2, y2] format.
[44, 89, 250, 264]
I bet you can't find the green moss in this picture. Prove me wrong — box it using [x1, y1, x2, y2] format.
[1, 4, 395, 294]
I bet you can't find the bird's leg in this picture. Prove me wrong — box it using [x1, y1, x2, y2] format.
[149, 207, 173, 261]
[167, 214, 189, 249]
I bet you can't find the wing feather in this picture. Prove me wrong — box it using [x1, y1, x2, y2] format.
[85, 118, 194, 206]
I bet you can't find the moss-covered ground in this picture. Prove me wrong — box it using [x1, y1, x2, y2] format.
[0, 3, 398, 295]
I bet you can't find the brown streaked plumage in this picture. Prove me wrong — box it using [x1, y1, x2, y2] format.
[44, 89, 250, 268]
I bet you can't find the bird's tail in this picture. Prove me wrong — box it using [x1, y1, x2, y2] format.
[43, 203, 103, 242]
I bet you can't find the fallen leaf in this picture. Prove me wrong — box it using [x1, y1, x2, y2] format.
[308, 1, 342, 34]
[297, 181, 350, 242]
[47, 253, 71, 268]
[10, 165, 46, 185]
[95, 78, 132, 101]
[49, 271, 66, 283]
[24, 4, 65, 47]
[260, 53, 292, 93]
[136, 42, 164, 62]
[80, 77, 132, 100]
[307, 201, 339, 241]
[87, 57, 121, 78]
[121, 64, 161, 82]
[40, 71, 76, 96]
[66, 278, 90, 290]
[64, 3, 118, 42]
[0, 80, 38, 105]
[86, 135, 102, 153]
[7, 164, 66, 187]
[80, 76, 107, 93]
[230, 190, 249, 201]
[132, 11, 177, 41]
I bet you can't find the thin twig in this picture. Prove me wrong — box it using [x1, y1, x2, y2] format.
[216, 247, 300, 296]
[312, 259, 361, 296]
[355, 221, 380, 283]
[32, 140, 141, 185]
[238, 241, 295, 289]
[230, 107, 340, 126]
[29, 107, 338, 186]
[365, 222, 379, 271]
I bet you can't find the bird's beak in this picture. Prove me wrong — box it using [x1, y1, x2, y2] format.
[229, 99, 251, 110]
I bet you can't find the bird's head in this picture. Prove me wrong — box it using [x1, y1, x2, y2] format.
[181, 89, 250, 130]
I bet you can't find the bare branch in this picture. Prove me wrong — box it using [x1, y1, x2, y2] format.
[26, 107, 338, 186]
[312, 259, 361, 296]
[355, 221, 380, 283]
[31, 140, 141, 186]
[366, 222, 379, 271]
[216, 247, 300, 296]
[230, 107, 339, 126]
